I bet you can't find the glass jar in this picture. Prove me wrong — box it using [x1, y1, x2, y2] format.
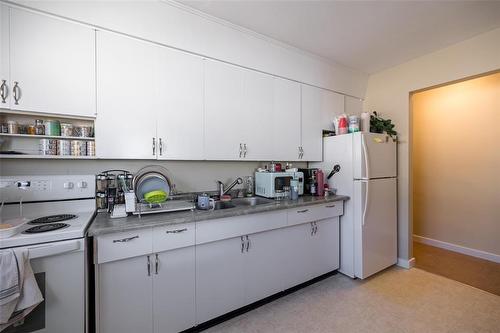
[35, 119, 45, 135]
[117, 174, 126, 191]
[96, 192, 107, 210]
[107, 174, 117, 189]
[96, 174, 107, 192]
[7, 121, 18, 134]
[28, 125, 36, 135]
[125, 173, 134, 191]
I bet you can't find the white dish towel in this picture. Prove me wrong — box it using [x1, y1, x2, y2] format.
[0, 248, 44, 332]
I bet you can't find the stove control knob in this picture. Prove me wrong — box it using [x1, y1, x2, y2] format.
[78, 181, 88, 189]
[64, 182, 74, 189]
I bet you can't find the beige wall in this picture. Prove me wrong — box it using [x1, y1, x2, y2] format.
[412, 72, 500, 255]
[364, 27, 500, 261]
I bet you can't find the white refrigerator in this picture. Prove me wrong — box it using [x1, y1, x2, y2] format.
[311, 132, 397, 279]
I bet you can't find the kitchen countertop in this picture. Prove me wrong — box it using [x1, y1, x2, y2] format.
[88, 195, 349, 237]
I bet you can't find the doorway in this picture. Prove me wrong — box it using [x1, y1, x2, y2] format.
[410, 71, 500, 295]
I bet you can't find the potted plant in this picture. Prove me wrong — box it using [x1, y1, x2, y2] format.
[370, 111, 397, 139]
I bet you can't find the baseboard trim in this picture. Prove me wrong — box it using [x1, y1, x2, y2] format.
[413, 235, 500, 264]
[397, 257, 415, 269]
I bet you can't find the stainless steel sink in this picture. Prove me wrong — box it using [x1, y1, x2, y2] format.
[207, 197, 274, 210]
[212, 201, 236, 210]
[232, 197, 275, 207]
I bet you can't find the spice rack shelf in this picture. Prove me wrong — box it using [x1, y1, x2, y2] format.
[1, 111, 96, 158]
[0, 133, 95, 141]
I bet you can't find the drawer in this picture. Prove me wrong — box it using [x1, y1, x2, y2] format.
[97, 228, 153, 264]
[196, 210, 287, 245]
[287, 201, 343, 226]
[153, 222, 195, 253]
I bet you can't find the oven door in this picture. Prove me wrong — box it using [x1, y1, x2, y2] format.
[4, 239, 86, 333]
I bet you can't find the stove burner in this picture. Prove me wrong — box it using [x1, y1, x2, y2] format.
[29, 214, 77, 224]
[24, 223, 69, 234]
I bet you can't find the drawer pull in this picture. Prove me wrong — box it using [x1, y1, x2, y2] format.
[325, 204, 336, 208]
[165, 228, 188, 234]
[297, 209, 309, 213]
[112, 235, 139, 243]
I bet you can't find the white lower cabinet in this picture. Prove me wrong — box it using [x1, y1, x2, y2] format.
[195, 237, 246, 323]
[153, 246, 196, 333]
[98, 247, 195, 333]
[97, 203, 343, 332]
[244, 229, 286, 305]
[98, 255, 153, 333]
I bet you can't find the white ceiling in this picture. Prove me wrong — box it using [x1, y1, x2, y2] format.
[179, 0, 500, 74]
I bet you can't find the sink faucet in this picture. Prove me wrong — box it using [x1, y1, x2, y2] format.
[216, 177, 243, 197]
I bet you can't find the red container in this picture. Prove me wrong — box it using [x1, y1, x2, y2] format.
[316, 170, 325, 196]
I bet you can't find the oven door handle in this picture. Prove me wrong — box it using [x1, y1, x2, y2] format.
[28, 240, 81, 259]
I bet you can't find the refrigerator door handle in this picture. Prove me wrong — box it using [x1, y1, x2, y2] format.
[361, 180, 369, 226]
[361, 134, 370, 179]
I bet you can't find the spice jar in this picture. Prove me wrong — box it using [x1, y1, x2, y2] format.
[7, 121, 18, 134]
[28, 125, 36, 135]
[60, 123, 74, 137]
[107, 174, 117, 189]
[96, 192, 107, 210]
[35, 119, 45, 135]
[96, 174, 107, 192]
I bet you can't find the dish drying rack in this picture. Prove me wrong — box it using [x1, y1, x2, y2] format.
[133, 198, 195, 217]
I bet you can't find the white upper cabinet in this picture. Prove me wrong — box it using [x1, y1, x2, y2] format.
[0, 5, 9, 108]
[157, 48, 204, 160]
[96, 31, 159, 159]
[301, 84, 323, 161]
[241, 70, 274, 160]
[204, 60, 245, 160]
[9, 8, 95, 117]
[272, 78, 301, 161]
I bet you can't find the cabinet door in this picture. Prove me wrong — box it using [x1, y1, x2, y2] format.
[281, 223, 315, 290]
[153, 246, 195, 333]
[310, 218, 340, 277]
[196, 237, 245, 323]
[301, 85, 323, 161]
[241, 69, 274, 160]
[204, 60, 244, 160]
[98, 256, 153, 333]
[9, 8, 95, 117]
[244, 229, 286, 305]
[96, 31, 159, 159]
[157, 48, 204, 160]
[273, 78, 301, 161]
[0, 5, 9, 108]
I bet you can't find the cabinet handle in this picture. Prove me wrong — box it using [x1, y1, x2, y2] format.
[155, 253, 159, 275]
[325, 204, 336, 208]
[165, 228, 187, 234]
[297, 209, 309, 213]
[314, 222, 318, 235]
[112, 235, 139, 243]
[239, 143, 243, 158]
[0, 80, 7, 103]
[12, 81, 20, 105]
[311, 222, 314, 236]
[240, 236, 245, 253]
[152, 137, 156, 156]
[159, 138, 163, 156]
[243, 144, 247, 158]
[147, 255, 151, 276]
[245, 235, 250, 252]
